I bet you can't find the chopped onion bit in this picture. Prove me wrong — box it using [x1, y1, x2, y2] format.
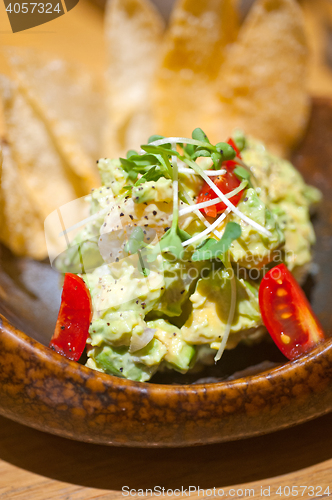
[129, 328, 156, 353]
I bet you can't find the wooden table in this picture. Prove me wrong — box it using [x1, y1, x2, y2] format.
[1, 412, 332, 499]
[1, 1, 332, 498]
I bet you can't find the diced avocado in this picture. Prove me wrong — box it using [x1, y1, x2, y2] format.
[181, 269, 262, 345]
[131, 338, 167, 367]
[147, 319, 196, 373]
[132, 177, 173, 204]
[87, 342, 163, 382]
[97, 158, 129, 195]
[55, 235, 104, 274]
[84, 258, 165, 320]
[89, 310, 146, 347]
[152, 254, 206, 317]
[178, 169, 204, 198]
[226, 188, 284, 269]
[271, 201, 316, 272]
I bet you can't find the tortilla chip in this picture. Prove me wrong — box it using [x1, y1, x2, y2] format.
[5, 47, 103, 191]
[0, 140, 47, 259]
[104, 0, 165, 156]
[153, 0, 239, 139]
[0, 76, 82, 223]
[212, 0, 309, 155]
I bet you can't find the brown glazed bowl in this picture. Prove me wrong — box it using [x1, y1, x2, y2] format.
[0, 97, 332, 447]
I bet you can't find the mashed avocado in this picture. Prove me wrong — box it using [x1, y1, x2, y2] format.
[56, 131, 320, 381]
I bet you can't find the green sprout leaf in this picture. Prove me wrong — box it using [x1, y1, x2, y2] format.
[141, 145, 179, 157]
[184, 143, 196, 157]
[148, 134, 165, 144]
[177, 228, 191, 242]
[192, 222, 242, 261]
[211, 151, 222, 169]
[234, 166, 253, 188]
[192, 148, 212, 160]
[134, 166, 164, 186]
[192, 128, 210, 143]
[160, 228, 184, 259]
[215, 142, 236, 161]
[124, 227, 151, 277]
[119, 158, 138, 181]
[125, 226, 146, 255]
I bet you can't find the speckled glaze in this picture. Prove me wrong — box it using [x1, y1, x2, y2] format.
[1, 315, 332, 447]
[0, 97, 331, 447]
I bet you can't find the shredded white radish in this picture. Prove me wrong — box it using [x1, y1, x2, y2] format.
[182, 208, 231, 247]
[215, 256, 237, 362]
[171, 143, 179, 221]
[146, 137, 210, 149]
[179, 181, 247, 217]
[184, 159, 272, 238]
[180, 188, 222, 239]
[178, 168, 227, 176]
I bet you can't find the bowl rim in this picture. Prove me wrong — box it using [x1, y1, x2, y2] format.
[2, 312, 331, 391]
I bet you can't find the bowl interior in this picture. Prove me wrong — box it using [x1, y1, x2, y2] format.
[0, 97, 331, 384]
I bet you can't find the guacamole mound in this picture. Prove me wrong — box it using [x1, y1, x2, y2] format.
[56, 133, 321, 382]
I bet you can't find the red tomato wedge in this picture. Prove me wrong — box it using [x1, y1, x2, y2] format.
[49, 273, 92, 361]
[196, 139, 244, 218]
[259, 264, 325, 360]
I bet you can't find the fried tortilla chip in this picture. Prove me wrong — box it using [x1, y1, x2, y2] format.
[212, 0, 309, 155]
[104, 0, 165, 156]
[153, 0, 239, 139]
[0, 140, 47, 259]
[5, 47, 103, 191]
[0, 76, 82, 224]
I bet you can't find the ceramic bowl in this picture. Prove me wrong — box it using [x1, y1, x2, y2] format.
[0, 97, 331, 447]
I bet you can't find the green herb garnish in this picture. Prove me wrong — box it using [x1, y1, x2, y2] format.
[192, 222, 242, 261]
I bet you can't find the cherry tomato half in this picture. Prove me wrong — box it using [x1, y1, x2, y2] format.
[49, 273, 92, 361]
[196, 138, 244, 218]
[259, 264, 325, 360]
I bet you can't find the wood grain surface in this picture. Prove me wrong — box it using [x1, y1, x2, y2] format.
[1, 0, 332, 498]
[1, 412, 332, 499]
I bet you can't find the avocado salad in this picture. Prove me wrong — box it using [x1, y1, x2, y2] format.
[54, 129, 321, 382]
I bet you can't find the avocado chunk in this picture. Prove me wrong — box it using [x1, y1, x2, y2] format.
[87, 339, 166, 382]
[152, 254, 206, 317]
[242, 137, 322, 275]
[181, 269, 262, 346]
[132, 177, 173, 204]
[97, 158, 129, 195]
[147, 319, 196, 373]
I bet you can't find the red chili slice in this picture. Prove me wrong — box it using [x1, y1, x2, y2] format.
[49, 273, 92, 361]
[259, 264, 325, 360]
